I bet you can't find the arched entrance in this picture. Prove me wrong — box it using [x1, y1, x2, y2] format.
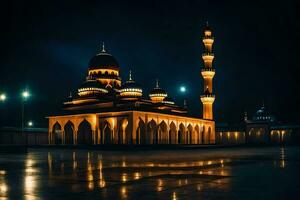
[77, 120, 93, 145]
[187, 124, 193, 144]
[147, 120, 158, 144]
[178, 123, 185, 144]
[136, 119, 146, 144]
[169, 122, 177, 144]
[158, 121, 168, 144]
[208, 127, 212, 144]
[52, 122, 62, 144]
[194, 125, 200, 144]
[102, 120, 113, 144]
[64, 121, 74, 145]
[201, 126, 205, 144]
[119, 118, 130, 144]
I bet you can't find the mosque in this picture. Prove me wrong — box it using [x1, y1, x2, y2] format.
[47, 24, 216, 145]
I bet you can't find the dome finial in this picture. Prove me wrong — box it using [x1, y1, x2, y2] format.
[129, 70, 132, 81]
[156, 79, 159, 88]
[101, 42, 106, 52]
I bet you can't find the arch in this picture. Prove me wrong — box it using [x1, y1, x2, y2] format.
[136, 119, 146, 144]
[194, 125, 200, 144]
[158, 121, 168, 144]
[201, 126, 205, 144]
[147, 119, 158, 144]
[52, 122, 62, 144]
[119, 118, 130, 144]
[77, 120, 93, 145]
[102, 120, 113, 144]
[187, 124, 193, 144]
[178, 123, 185, 144]
[64, 121, 74, 145]
[169, 122, 177, 144]
[208, 127, 212, 144]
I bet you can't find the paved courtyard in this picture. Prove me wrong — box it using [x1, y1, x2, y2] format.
[0, 146, 299, 199]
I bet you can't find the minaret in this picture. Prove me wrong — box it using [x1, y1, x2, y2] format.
[200, 22, 215, 120]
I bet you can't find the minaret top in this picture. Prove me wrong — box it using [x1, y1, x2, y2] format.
[129, 70, 133, 81]
[204, 21, 212, 37]
[156, 79, 160, 88]
[101, 42, 106, 53]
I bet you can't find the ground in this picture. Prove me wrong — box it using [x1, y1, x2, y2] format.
[0, 146, 299, 199]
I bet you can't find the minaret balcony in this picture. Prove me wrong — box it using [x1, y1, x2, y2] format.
[201, 68, 215, 78]
[202, 37, 214, 45]
[200, 94, 215, 104]
[202, 53, 214, 61]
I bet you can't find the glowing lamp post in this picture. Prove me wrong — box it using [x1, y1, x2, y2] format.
[0, 93, 6, 102]
[28, 121, 33, 127]
[21, 90, 30, 145]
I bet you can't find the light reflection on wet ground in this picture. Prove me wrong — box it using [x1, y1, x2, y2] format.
[1, 147, 300, 199]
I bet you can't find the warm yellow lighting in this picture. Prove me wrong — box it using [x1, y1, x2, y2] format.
[201, 70, 215, 78]
[120, 186, 127, 199]
[134, 172, 141, 180]
[89, 69, 119, 76]
[121, 173, 127, 183]
[172, 192, 177, 200]
[0, 183, 8, 194]
[88, 182, 94, 190]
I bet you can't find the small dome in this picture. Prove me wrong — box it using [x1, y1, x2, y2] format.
[120, 71, 143, 99]
[252, 105, 275, 122]
[162, 97, 175, 105]
[149, 80, 167, 98]
[88, 45, 119, 70]
[78, 79, 108, 96]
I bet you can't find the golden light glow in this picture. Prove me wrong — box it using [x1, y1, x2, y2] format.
[172, 191, 177, 200]
[89, 69, 119, 76]
[134, 172, 141, 180]
[120, 186, 127, 199]
[0, 183, 8, 194]
[121, 173, 127, 183]
[201, 70, 215, 78]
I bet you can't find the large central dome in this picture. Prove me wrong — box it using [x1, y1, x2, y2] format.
[86, 44, 122, 90]
[88, 51, 119, 70]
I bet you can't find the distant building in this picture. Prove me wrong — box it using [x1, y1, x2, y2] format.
[48, 24, 217, 145]
[216, 105, 300, 145]
[0, 127, 48, 145]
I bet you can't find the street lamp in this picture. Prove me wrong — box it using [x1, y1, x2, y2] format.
[21, 90, 30, 145]
[0, 93, 6, 102]
[22, 91, 30, 99]
[28, 121, 33, 127]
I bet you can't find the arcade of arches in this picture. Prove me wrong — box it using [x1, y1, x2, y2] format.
[48, 111, 215, 145]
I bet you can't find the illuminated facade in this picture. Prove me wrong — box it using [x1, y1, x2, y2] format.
[201, 23, 215, 120]
[48, 26, 216, 145]
[216, 105, 299, 145]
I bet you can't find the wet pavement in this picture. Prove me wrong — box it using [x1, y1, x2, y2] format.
[0, 146, 300, 199]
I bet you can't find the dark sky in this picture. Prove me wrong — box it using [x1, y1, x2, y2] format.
[0, 0, 299, 127]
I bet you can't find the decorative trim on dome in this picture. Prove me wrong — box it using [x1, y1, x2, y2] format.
[149, 93, 168, 97]
[78, 87, 108, 93]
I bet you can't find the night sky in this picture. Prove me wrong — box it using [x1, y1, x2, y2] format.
[0, 0, 299, 127]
